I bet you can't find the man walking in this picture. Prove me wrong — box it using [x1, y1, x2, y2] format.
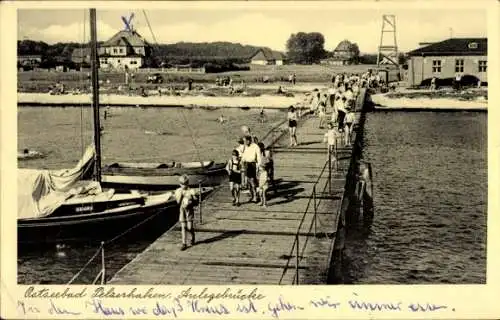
[241, 135, 262, 203]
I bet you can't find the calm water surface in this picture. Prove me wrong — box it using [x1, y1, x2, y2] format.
[17, 106, 285, 284]
[343, 111, 487, 284]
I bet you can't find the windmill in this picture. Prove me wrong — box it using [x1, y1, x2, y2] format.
[121, 13, 135, 32]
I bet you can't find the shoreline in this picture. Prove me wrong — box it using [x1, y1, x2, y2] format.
[370, 92, 487, 112]
[17, 92, 302, 109]
[18, 89, 488, 112]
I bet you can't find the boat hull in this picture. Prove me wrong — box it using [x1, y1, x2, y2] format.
[101, 163, 228, 191]
[18, 200, 177, 247]
[18, 188, 213, 248]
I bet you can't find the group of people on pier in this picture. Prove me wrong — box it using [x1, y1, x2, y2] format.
[225, 126, 274, 208]
[174, 71, 365, 251]
[293, 72, 363, 150]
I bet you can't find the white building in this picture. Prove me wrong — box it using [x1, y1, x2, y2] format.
[98, 29, 152, 70]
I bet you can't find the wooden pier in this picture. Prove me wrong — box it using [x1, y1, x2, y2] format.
[109, 90, 367, 285]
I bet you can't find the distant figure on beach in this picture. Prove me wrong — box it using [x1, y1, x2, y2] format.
[175, 175, 197, 251]
[226, 149, 242, 206]
[430, 77, 437, 91]
[287, 105, 298, 147]
[140, 86, 148, 97]
[454, 73, 462, 91]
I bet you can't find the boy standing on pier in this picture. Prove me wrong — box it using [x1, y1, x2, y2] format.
[226, 150, 242, 206]
[324, 122, 341, 171]
[175, 175, 197, 251]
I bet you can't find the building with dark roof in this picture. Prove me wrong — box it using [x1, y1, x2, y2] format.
[250, 48, 286, 65]
[405, 37, 487, 86]
[71, 29, 153, 70]
[321, 40, 357, 65]
[98, 29, 152, 70]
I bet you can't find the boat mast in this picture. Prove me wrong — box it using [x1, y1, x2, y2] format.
[90, 8, 102, 182]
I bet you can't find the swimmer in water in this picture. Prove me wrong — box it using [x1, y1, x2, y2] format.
[259, 107, 267, 123]
[218, 114, 227, 124]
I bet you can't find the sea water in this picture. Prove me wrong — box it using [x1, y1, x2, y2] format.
[343, 111, 487, 284]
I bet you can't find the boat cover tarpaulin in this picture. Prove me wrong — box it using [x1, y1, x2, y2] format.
[18, 145, 98, 219]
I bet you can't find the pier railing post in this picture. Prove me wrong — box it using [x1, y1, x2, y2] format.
[100, 242, 105, 285]
[313, 186, 317, 237]
[312, 184, 317, 236]
[295, 234, 299, 285]
[199, 183, 203, 224]
[328, 151, 332, 194]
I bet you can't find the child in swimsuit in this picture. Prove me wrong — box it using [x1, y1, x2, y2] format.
[257, 161, 269, 207]
[324, 122, 341, 171]
[226, 150, 242, 206]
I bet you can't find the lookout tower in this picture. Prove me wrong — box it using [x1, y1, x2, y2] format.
[377, 14, 399, 67]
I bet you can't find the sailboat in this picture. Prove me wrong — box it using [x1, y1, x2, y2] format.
[17, 9, 212, 246]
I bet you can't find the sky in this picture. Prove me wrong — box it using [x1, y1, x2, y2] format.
[17, 6, 487, 54]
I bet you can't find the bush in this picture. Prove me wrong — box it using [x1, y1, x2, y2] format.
[420, 74, 482, 88]
[204, 62, 249, 73]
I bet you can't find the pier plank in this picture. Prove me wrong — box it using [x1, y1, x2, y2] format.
[109, 106, 363, 285]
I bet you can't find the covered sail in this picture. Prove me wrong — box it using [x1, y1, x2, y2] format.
[18, 145, 97, 219]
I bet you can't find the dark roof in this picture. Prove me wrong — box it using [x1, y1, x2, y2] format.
[102, 30, 149, 47]
[250, 48, 285, 61]
[407, 38, 487, 56]
[334, 40, 352, 52]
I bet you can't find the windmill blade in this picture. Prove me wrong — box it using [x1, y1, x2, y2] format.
[121, 16, 131, 30]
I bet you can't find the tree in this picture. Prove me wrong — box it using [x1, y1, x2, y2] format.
[286, 32, 326, 64]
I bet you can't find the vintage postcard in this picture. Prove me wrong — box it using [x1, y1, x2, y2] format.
[1, 0, 499, 319]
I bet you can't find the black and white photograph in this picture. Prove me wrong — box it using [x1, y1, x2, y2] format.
[14, 4, 488, 288]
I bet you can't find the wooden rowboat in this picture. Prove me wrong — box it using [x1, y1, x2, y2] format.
[101, 161, 227, 191]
